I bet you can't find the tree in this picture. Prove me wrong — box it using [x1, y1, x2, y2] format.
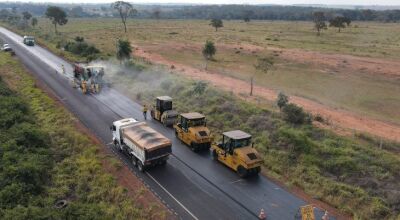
[70, 6, 85, 17]
[209, 19, 223, 32]
[152, 9, 161, 19]
[202, 40, 216, 70]
[45, 6, 68, 33]
[243, 10, 252, 22]
[277, 92, 289, 110]
[112, 1, 137, 33]
[313, 11, 327, 36]
[329, 16, 350, 32]
[22, 11, 32, 21]
[116, 39, 132, 63]
[31, 17, 38, 27]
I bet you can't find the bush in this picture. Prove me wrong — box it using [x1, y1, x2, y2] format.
[64, 39, 100, 59]
[282, 103, 311, 124]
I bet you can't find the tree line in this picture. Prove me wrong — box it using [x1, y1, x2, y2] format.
[1, 3, 400, 22]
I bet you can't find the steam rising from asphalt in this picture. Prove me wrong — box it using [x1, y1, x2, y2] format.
[89, 60, 174, 90]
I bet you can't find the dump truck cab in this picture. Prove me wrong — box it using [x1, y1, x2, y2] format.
[174, 112, 212, 151]
[211, 130, 262, 177]
[151, 96, 178, 126]
[23, 36, 35, 46]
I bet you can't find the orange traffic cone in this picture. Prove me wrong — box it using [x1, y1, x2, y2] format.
[259, 208, 266, 220]
[322, 211, 329, 220]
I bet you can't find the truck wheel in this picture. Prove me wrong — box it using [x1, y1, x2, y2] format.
[114, 142, 122, 152]
[212, 150, 218, 161]
[237, 165, 248, 178]
[138, 161, 145, 172]
[131, 156, 137, 167]
[190, 143, 197, 152]
[160, 160, 167, 166]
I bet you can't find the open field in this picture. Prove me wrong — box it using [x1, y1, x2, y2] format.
[0, 52, 171, 219]
[10, 18, 400, 140]
[2, 18, 400, 219]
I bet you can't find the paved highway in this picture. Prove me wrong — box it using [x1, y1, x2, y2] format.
[0, 27, 330, 220]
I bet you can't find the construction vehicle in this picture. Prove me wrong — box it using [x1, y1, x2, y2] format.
[23, 36, 35, 46]
[211, 130, 262, 177]
[111, 118, 172, 171]
[73, 64, 105, 94]
[174, 112, 212, 151]
[150, 96, 178, 126]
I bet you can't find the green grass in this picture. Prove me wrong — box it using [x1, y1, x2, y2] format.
[3, 18, 400, 125]
[0, 53, 167, 219]
[104, 61, 400, 219]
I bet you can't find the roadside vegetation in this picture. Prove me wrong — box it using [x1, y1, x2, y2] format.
[0, 53, 169, 219]
[103, 60, 400, 219]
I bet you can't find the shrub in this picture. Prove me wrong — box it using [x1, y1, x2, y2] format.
[276, 92, 289, 110]
[64, 39, 100, 59]
[282, 103, 311, 124]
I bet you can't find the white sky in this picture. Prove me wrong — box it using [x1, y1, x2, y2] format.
[1, 0, 400, 5]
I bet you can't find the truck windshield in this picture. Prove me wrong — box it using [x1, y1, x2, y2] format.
[163, 101, 172, 110]
[188, 118, 205, 127]
[233, 138, 251, 148]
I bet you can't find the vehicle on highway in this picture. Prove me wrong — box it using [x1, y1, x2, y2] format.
[111, 118, 172, 171]
[23, 36, 35, 46]
[211, 130, 262, 177]
[1, 43, 15, 55]
[73, 63, 105, 94]
[150, 96, 178, 126]
[174, 112, 212, 151]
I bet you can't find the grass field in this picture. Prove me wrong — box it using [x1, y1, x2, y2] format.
[11, 18, 400, 126]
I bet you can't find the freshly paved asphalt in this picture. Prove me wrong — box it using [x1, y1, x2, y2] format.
[0, 27, 331, 220]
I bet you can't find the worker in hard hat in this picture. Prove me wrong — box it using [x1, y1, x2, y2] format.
[142, 104, 148, 120]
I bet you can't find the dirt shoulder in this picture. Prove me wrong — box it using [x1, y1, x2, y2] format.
[134, 45, 400, 142]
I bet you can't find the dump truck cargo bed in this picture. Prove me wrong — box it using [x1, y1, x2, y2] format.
[121, 122, 171, 152]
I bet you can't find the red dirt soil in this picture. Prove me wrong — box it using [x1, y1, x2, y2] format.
[134, 44, 400, 142]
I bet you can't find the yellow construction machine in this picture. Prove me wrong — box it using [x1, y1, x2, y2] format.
[73, 64, 105, 94]
[174, 112, 212, 151]
[211, 130, 262, 177]
[150, 96, 178, 126]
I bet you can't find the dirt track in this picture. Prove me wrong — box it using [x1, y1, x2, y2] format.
[134, 45, 400, 142]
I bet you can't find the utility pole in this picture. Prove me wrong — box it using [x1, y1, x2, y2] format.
[250, 76, 254, 96]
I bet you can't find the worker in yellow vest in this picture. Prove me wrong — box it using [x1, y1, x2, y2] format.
[81, 80, 87, 94]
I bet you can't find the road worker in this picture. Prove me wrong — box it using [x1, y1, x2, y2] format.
[95, 83, 100, 93]
[322, 211, 329, 220]
[143, 104, 148, 120]
[81, 80, 87, 94]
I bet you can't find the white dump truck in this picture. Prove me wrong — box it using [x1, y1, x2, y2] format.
[111, 118, 172, 171]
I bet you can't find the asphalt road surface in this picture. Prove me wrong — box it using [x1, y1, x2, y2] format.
[0, 27, 331, 220]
